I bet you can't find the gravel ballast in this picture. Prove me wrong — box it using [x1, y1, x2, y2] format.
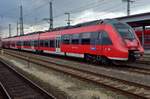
[0, 53, 129, 99]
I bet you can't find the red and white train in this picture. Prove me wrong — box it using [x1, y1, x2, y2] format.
[2, 19, 144, 63]
[135, 29, 150, 49]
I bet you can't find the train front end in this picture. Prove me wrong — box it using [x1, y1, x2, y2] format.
[112, 20, 144, 61]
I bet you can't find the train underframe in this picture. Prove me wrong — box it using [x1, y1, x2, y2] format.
[84, 53, 111, 65]
[3, 47, 143, 65]
[84, 50, 143, 65]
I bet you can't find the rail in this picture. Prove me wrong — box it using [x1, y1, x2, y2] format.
[2, 49, 150, 99]
[0, 58, 56, 99]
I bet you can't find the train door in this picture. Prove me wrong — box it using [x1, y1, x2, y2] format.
[97, 32, 103, 55]
[31, 40, 34, 50]
[91, 32, 102, 55]
[90, 32, 102, 60]
[21, 41, 24, 49]
[55, 35, 61, 53]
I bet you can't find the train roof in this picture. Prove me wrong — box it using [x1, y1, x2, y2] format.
[4, 19, 118, 39]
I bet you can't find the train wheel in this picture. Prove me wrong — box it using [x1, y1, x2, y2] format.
[84, 54, 92, 63]
[101, 57, 111, 65]
[96, 56, 102, 64]
[39, 50, 43, 54]
[35, 50, 39, 54]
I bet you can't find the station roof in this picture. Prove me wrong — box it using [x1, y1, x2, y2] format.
[116, 12, 150, 27]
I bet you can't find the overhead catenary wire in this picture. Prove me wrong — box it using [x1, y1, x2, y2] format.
[53, 0, 112, 19]
[22, 0, 112, 20]
[25, 0, 149, 21]
[26, 0, 147, 26]
[26, 0, 114, 26]
[1, 0, 149, 37]
[0, 7, 18, 18]
[1, 0, 148, 21]
[0, 0, 148, 20]
[73, 2, 125, 21]
[24, 0, 145, 29]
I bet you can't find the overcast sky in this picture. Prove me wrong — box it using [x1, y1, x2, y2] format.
[0, 0, 149, 38]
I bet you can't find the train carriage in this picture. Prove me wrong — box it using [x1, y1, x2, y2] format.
[2, 19, 144, 63]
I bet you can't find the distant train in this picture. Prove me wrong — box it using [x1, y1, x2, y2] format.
[135, 29, 150, 49]
[2, 19, 144, 64]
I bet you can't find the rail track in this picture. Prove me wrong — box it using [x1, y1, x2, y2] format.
[0, 58, 56, 99]
[0, 82, 11, 99]
[138, 53, 150, 65]
[2, 49, 150, 99]
[3, 49, 150, 76]
[111, 64, 150, 75]
[136, 60, 150, 65]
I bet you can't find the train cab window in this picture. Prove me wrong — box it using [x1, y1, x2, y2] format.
[49, 40, 55, 47]
[62, 34, 70, 44]
[101, 32, 112, 45]
[81, 32, 91, 45]
[71, 34, 79, 44]
[113, 22, 135, 40]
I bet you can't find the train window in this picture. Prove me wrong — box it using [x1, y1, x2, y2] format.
[81, 39, 90, 44]
[25, 41, 28, 46]
[113, 22, 135, 40]
[27, 41, 31, 46]
[24, 41, 26, 46]
[71, 34, 79, 44]
[17, 41, 21, 46]
[31, 41, 34, 46]
[40, 40, 44, 47]
[23, 41, 25, 46]
[44, 40, 49, 47]
[72, 39, 79, 44]
[81, 32, 91, 45]
[91, 32, 99, 45]
[30, 41, 32, 46]
[62, 34, 70, 44]
[49, 40, 55, 47]
[81, 32, 91, 38]
[20, 41, 22, 46]
[101, 32, 112, 45]
[34, 40, 38, 47]
[28, 41, 30, 46]
[26, 41, 27, 46]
